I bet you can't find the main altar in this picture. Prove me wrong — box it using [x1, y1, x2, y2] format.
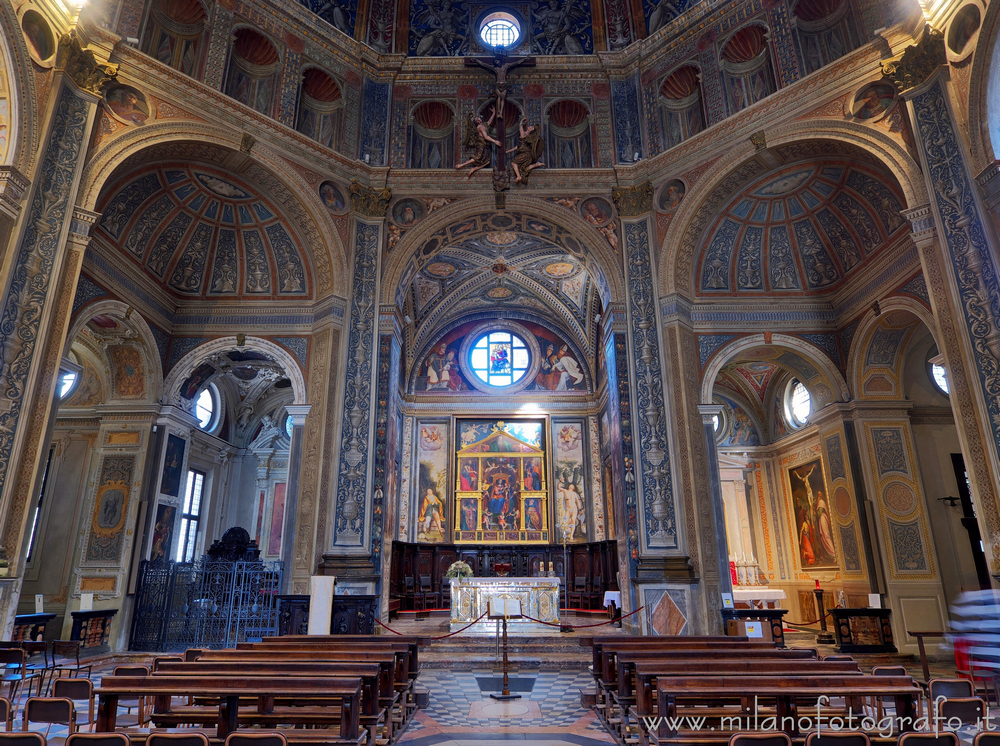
[450, 577, 561, 635]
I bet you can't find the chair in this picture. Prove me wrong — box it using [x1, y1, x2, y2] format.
[110, 666, 148, 726]
[0, 733, 45, 746]
[418, 576, 439, 610]
[21, 697, 75, 737]
[0, 698, 13, 732]
[48, 643, 91, 688]
[929, 677, 974, 705]
[938, 697, 985, 725]
[65, 733, 130, 746]
[0, 651, 41, 705]
[975, 733, 1000, 746]
[147, 734, 210, 746]
[225, 733, 288, 746]
[568, 576, 588, 609]
[51, 679, 93, 732]
[729, 733, 793, 746]
[440, 577, 452, 610]
[402, 577, 421, 611]
[805, 731, 870, 746]
[897, 734, 960, 746]
[20, 644, 49, 699]
[822, 654, 856, 661]
[870, 666, 914, 718]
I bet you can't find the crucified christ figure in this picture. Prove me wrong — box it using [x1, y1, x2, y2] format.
[467, 53, 533, 121]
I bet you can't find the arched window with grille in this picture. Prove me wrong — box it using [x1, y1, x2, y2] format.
[793, 0, 861, 75]
[408, 101, 455, 169]
[719, 25, 776, 115]
[142, 0, 208, 77]
[658, 65, 704, 151]
[297, 68, 343, 150]
[224, 28, 281, 116]
[545, 100, 592, 169]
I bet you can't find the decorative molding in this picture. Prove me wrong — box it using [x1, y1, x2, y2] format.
[349, 181, 392, 218]
[57, 30, 119, 95]
[612, 182, 654, 217]
[0, 167, 30, 220]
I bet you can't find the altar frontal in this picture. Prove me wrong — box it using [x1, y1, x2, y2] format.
[450, 577, 561, 635]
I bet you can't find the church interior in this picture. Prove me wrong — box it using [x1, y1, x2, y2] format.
[1, 0, 1000, 738]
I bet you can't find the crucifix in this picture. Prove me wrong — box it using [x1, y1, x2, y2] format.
[464, 49, 535, 195]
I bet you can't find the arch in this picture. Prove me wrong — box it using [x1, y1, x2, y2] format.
[380, 193, 627, 307]
[657, 123, 928, 297]
[162, 335, 307, 407]
[75, 122, 348, 298]
[699, 333, 851, 405]
[65, 299, 166, 403]
[846, 295, 941, 400]
[0, 0, 38, 174]
[968, 0, 1000, 168]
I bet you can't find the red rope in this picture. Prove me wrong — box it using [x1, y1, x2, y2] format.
[520, 606, 645, 629]
[783, 611, 833, 627]
[376, 610, 491, 640]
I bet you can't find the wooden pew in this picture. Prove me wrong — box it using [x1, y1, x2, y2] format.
[597, 645, 816, 687]
[649, 674, 921, 743]
[584, 636, 761, 677]
[96, 675, 364, 743]
[256, 636, 425, 680]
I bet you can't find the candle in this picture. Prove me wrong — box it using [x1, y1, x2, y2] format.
[814, 579, 820, 589]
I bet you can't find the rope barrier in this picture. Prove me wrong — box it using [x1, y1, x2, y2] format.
[520, 605, 645, 629]
[376, 610, 490, 639]
[782, 611, 833, 627]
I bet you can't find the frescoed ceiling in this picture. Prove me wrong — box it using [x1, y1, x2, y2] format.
[694, 157, 908, 297]
[95, 164, 313, 301]
[398, 211, 609, 363]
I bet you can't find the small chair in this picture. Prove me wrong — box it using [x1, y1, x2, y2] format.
[929, 677, 975, 706]
[51, 679, 93, 732]
[568, 576, 588, 609]
[0, 651, 41, 704]
[110, 666, 148, 726]
[871, 665, 914, 718]
[21, 697, 75, 737]
[805, 731, 870, 746]
[729, 733, 793, 746]
[402, 577, 421, 611]
[147, 734, 209, 746]
[20, 644, 49, 699]
[440, 577, 452, 610]
[0, 733, 45, 746]
[939, 696, 985, 725]
[897, 734, 960, 746]
[225, 733, 288, 746]
[48, 642, 91, 688]
[0, 698, 13, 732]
[975, 733, 1000, 746]
[65, 733, 130, 746]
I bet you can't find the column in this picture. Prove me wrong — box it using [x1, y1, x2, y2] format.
[888, 27, 1000, 578]
[280, 404, 310, 592]
[613, 182, 705, 634]
[321, 182, 391, 593]
[0, 32, 113, 635]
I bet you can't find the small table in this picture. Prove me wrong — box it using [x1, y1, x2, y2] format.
[907, 630, 946, 683]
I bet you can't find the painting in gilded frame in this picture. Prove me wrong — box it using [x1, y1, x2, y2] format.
[453, 419, 548, 544]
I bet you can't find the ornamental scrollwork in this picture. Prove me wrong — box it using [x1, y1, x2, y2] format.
[58, 30, 118, 94]
[349, 181, 393, 218]
[881, 26, 946, 92]
[612, 183, 654, 217]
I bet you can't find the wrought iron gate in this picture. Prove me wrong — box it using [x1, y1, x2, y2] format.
[129, 558, 282, 651]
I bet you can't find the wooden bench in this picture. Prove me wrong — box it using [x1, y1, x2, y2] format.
[254, 635, 425, 681]
[97, 675, 364, 743]
[649, 674, 921, 743]
[597, 645, 816, 687]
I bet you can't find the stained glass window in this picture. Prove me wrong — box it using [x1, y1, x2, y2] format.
[469, 331, 529, 387]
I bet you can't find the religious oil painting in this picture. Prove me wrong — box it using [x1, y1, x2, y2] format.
[454, 419, 548, 544]
[553, 420, 588, 543]
[21, 10, 54, 61]
[788, 458, 837, 568]
[105, 85, 151, 125]
[415, 420, 449, 543]
[852, 83, 895, 120]
[319, 181, 346, 213]
[659, 179, 685, 213]
[150, 503, 176, 562]
[392, 198, 425, 226]
[580, 196, 614, 226]
[948, 4, 980, 55]
[160, 434, 185, 497]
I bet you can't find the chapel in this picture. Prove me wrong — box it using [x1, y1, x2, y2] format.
[0, 0, 998, 661]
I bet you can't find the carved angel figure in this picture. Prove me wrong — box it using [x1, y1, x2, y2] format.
[531, 0, 588, 55]
[455, 110, 500, 178]
[509, 118, 545, 184]
[413, 0, 467, 56]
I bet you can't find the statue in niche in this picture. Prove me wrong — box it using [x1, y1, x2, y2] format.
[509, 118, 545, 184]
[456, 110, 501, 177]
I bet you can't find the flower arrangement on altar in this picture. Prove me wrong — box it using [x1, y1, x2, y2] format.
[445, 560, 474, 579]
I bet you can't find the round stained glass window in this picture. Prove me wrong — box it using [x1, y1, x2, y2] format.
[469, 330, 530, 387]
[479, 11, 520, 48]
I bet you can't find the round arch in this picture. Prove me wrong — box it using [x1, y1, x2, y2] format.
[657, 122, 928, 297]
[0, 1, 39, 174]
[699, 333, 851, 406]
[381, 192, 627, 307]
[65, 299, 166, 403]
[846, 295, 941, 399]
[968, 0, 1000, 168]
[162, 335, 308, 407]
[75, 122, 349, 298]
